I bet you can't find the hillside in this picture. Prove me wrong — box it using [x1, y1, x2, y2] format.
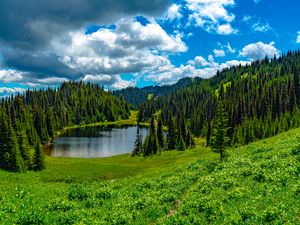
[0, 129, 299, 224]
[139, 51, 300, 147]
[113, 77, 203, 107]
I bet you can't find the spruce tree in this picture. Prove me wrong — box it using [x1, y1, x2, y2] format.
[206, 120, 212, 146]
[132, 124, 142, 156]
[177, 135, 186, 151]
[9, 139, 25, 172]
[142, 116, 159, 157]
[32, 142, 45, 171]
[167, 115, 176, 150]
[157, 117, 165, 150]
[18, 131, 31, 170]
[211, 101, 229, 161]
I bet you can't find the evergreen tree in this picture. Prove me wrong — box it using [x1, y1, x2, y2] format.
[9, 139, 25, 172]
[132, 124, 142, 156]
[177, 135, 186, 151]
[167, 115, 176, 150]
[18, 131, 31, 169]
[211, 102, 229, 161]
[206, 120, 211, 146]
[142, 116, 159, 157]
[32, 142, 45, 171]
[157, 117, 165, 149]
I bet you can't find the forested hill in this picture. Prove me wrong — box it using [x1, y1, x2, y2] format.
[113, 77, 203, 107]
[139, 50, 300, 146]
[0, 82, 131, 172]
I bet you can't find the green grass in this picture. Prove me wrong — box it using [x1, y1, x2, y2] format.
[0, 129, 299, 224]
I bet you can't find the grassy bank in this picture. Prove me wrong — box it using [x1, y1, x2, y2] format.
[0, 129, 299, 224]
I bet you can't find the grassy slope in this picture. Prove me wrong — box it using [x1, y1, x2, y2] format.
[0, 129, 299, 224]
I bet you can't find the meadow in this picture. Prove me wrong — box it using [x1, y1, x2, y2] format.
[0, 129, 299, 224]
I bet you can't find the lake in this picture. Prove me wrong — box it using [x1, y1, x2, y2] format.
[44, 125, 148, 158]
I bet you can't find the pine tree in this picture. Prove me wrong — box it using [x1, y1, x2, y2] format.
[32, 142, 45, 171]
[167, 115, 176, 150]
[9, 139, 25, 172]
[18, 131, 31, 169]
[177, 135, 186, 151]
[132, 124, 142, 156]
[157, 117, 165, 150]
[206, 120, 211, 146]
[211, 102, 229, 161]
[142, 116, 159, 157]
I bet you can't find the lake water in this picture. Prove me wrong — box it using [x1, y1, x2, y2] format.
[44, 125, 148, 158]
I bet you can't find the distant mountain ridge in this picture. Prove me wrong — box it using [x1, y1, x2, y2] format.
[113, 77, 203, 107]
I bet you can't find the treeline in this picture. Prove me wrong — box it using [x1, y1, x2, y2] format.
[0, 82, 131, 172]
[132, 113, 195, 157]
[138, 50, 300, 147]
[114, 77, 203, 107]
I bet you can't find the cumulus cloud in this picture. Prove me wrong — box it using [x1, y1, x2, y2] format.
[165, 4, 182, 21]
[0, 69, 24, 82]
[0, 87, 25, 98]
[50, 19, 187, 88]
[216, 24, 238, 35]
[146, 54, 250, 85]
[213, 49, 226, 57]
[188, 56, 209, 67]
[0, 0, 171, 50]
[0, 0, 172, 88]
[1, 17, 187, 89]
[83, 74, 135, 89]
[187, 0, 238, 34]
[239, 41, 280, 60]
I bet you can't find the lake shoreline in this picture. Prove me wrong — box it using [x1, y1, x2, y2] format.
[54, 110, 149, 138]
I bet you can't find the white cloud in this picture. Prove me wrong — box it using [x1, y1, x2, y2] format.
[216, 23, 238, 35]
[254, 0, 261, 4]
[252, 22, 272, 33]
[165, 4, 182, 21]
[187, 0, 238, 34]
[240, 41, 281, 60]
[37, 77, 69, 85]
[0, 87, 25, 98]
[0, 69, 24, 82]
[49, 18, 188, 88]
[54, 19, 187, 74]
[297, 32, 300, 44]
[226, 43, 236, 53]
[146, 54, 250, 85]
[213, 49, 225, 57]
[82, 74, 135, 89]
[242, 15, 253, 22]
[188, 56, 209, 67]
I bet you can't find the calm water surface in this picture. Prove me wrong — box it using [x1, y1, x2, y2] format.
[44, 125, 148, 158]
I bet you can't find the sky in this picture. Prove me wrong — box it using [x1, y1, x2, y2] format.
[0, 0, 300, 97]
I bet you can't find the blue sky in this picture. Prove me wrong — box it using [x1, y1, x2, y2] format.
[0, 0, 300, 96]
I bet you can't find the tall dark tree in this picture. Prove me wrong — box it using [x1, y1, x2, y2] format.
[211, 102, 229, 161]
[132, 124, 142, 156]
[32, 142, 45, 171]
[157, 117, 165, 149]
[167, 115, 176, 150]
[206, 121, 212, 146]
[143, 116, 159, 157]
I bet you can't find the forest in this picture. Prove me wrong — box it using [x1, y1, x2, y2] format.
[138, 50, 300, 149]
[0, 82, 131, 172]
[2, 51, 300, 168]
